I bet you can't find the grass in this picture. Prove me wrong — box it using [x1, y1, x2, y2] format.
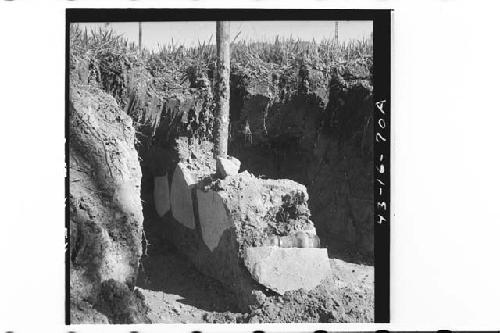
[70, 24, 372, 76]
[69, 24, 372, 136]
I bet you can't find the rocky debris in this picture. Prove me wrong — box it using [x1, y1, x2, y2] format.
[244, 247, 331, 295]
[202, 256, 374, 323]
[176, 138, 217, 179]
[205, 171, 316, 252]
[70, 299, 110, 324]
[69, 83, 145, 323]
[95, 280, 150, 324]
[153, 172, 170, 217]
[216, 156, 241, 178]
[246, 265, 374, 323]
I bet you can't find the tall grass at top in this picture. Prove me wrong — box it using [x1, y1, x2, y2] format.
[70, 24, 372, 79]
[69, 24, 373, 142]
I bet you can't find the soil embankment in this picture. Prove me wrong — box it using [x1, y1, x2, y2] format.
[69, 83, 149, 323]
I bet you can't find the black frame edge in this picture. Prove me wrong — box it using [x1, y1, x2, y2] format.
[373, 9, 392, 323]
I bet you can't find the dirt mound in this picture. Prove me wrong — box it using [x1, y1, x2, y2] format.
[205, 170, 316, 253]
[95, 280, 150, 324]
[69, 83, 147, 323]
[246, 260, 373, 323]
[203, 259, 373, 323]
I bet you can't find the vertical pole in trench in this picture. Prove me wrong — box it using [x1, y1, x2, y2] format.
[335, 21, 339, 45]
[139, 22, 143, 50]
[213, 21, 231, 160]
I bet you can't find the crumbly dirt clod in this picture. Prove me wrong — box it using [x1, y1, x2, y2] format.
[95, 280, 151, 324]
[205, 170, 316, 253]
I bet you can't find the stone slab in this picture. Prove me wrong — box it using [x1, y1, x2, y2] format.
[153, 173, 170, 217]
[170, 164, 196, 229]
[244, 246, 331, 295]
[216, 156, 241, 178]
[196, 189, 233, 251]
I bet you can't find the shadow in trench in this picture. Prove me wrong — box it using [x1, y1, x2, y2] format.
[229, 142, 374, 267]
[322, 235, 374, 266]
[136, 246, 240, 314]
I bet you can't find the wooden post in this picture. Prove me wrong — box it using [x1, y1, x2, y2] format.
[213, 21, 231, 159]
[335, 21, 339, 45]
[138, 22, 143, 50]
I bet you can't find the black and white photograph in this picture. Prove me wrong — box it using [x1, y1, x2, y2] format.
[4, 1, 500, 332]
[67, 9, 390, 324]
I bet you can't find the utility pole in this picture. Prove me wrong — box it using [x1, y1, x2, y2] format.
[334, 21, 339, 45]
[138, 22, 143, 50]
[213, 21, 230, 159]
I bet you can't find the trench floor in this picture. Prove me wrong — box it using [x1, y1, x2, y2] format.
[136, 247, 374, 323]
[136, 248, 241, 323]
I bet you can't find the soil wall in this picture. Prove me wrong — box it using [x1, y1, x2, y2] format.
[228, 62, 374, 262]
[69, 83, 149, 323]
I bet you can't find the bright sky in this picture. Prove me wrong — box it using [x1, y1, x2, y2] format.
[78, 21, 372, 50]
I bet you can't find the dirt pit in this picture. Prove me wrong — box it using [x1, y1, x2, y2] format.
[138, 138, 374, 323]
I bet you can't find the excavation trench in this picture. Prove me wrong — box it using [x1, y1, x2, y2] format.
[134, 65, 374, 319]
[139, 65, 374, 261]
[69, 31, 375, 323]
[138, 136, 331, 310]
[68, 60, 375, 321]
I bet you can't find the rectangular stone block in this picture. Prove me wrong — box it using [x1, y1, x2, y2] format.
[197, 189, 233, 252]
[153, 173, 170, 217]
[243, 247, 331, 295]
[216, 156, 241, 178]
[170, 164, 196, 229]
